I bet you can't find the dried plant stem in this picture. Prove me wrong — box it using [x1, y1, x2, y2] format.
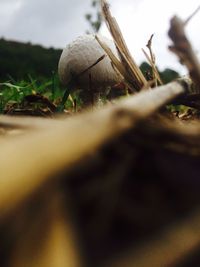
[100, 0, 148, 91]
[107, 208, 200, 267]
[142, 34, 163, 86]
[96, 35, 130, 87]
[142, 48, 162, 86]
[184, 5, 200, 25]
[168, 16, 200, 90]
[0, 79, 190, 219]
[8, 189, 80, 267]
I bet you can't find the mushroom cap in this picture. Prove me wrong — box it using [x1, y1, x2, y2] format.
[58, 34, 120, 92]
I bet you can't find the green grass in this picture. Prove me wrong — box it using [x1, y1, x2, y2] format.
[0, 73, 186, 116]
[0, 74, 79, 114]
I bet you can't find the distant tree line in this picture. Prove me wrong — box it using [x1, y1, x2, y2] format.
[0, 38, 62, 81]
[0, 38, 179, 84]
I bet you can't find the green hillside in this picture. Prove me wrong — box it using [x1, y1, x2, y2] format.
[0, 38, 62, 81]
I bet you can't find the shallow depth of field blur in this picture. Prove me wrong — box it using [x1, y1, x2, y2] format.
[1, 1, 200, 267]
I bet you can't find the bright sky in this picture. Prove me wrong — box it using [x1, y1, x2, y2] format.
[101, 0, 200, 74]
[0, 0, 199, 74]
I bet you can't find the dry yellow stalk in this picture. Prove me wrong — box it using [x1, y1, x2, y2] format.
[100, 0, 148, 91]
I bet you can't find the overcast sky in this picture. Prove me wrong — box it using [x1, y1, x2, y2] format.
[0, 0, 200, 73]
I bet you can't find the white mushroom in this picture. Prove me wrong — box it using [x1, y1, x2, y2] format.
[58, 34, 120, 105]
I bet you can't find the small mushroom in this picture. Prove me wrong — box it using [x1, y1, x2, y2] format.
[58, 34, 120, 106]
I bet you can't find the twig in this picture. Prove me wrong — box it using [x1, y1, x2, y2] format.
[142, 50, 163, 86]
[144, 34, 163, 86]
[184, 5, 200, 26]
[77, 54, 106, 77]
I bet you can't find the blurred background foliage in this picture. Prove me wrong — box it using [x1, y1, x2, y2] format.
[85, 0, 102, 33]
